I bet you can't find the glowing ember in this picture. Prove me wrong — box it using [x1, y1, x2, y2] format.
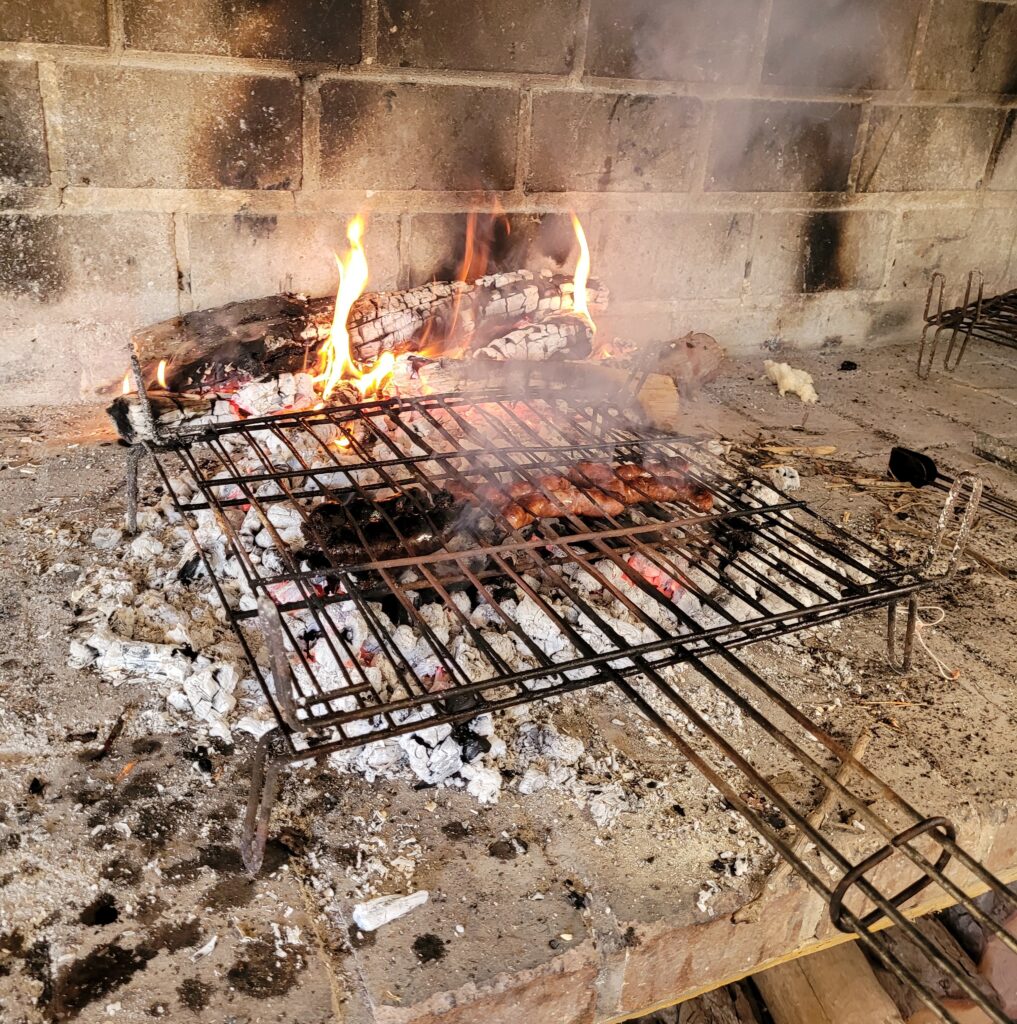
[570, 213, 594, 331]
[626, 552, 683, 600]
[315, 216, 393, 401]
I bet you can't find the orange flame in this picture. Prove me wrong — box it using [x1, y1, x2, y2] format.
[315, 216, 393, 400]
[122, 372, 131, 395]
[570, 213, 593, 330]
[156, 359, 167, 389]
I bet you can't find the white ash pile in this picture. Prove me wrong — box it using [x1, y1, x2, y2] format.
[69, 387, 860, 832]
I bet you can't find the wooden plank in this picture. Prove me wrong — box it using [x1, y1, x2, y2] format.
[754, 942, 904, 1024]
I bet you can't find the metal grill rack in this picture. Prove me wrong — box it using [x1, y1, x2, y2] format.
[130, 386, 1017, 1024]
[918, 270, 1017, 378]
[151, 390, 943, 742]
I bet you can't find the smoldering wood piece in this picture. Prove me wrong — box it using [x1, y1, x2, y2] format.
[472, 311, 594, 361]
[131, 272, 609, 387]
[108, 378, 363, 444]
[107, 392, 219, 444]
[132, 294, 332, 392]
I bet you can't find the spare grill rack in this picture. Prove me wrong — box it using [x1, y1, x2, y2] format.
[918, 270, 1017, 378]
[129, 386, 1017, 1024]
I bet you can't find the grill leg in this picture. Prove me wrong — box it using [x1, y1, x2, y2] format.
[886, 594, 919, 673]
[240, 728, 284, 876]
[125, 444, 144, 536]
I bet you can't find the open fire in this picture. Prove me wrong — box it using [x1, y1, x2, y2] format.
[119, 210, 598, 415]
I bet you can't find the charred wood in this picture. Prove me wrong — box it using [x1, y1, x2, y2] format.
[131, 271, 609, 392]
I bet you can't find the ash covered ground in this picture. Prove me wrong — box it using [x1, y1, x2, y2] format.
[3, 346, 1017, 1021]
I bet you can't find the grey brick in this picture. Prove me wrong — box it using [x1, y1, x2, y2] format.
[0, 0, 107, 46]
[585, 0, 762, 84]
[0, 212, 176, 316]
[319, 81, 517, 191]
[916, 0, 1017, 94]
[0, 64, 49, 187]
[763, 0, 922, 89]
[377, 0, 579, 74]
[592, 211, 750, 301]
[123, 0, 362, 64]
[706, 100, 861, 193]
[885, 207, 1017, 295]
[527, 92, 702, 192]
[189, 213, 400, 309]
[987, 111, 1017, 191]
[404, 212, 575, 286]
[60, 67, 301, 190]
[857, 106, 1001, 192]
[750, 211, 892, 295]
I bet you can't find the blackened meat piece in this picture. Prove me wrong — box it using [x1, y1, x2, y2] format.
[303, 488, 462, 566]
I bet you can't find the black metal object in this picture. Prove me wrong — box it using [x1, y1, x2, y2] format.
[890, 445, 1017, 524]
[918, 270, 1017, 379]
[130, 386, 1017, 1024]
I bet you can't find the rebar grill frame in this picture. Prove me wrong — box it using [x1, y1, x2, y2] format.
[130, 386, 1017, 1024]
[918, 270, 1017, 378]
[151, 389, 934, 747]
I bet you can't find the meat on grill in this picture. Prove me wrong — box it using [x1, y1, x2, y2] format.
[304, 459, 713, 564]
[451, 458, 713, 529]
[303, 488, 461, 566]
[570, 460, 714, 513]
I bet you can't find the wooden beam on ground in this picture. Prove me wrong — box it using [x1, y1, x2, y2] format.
[754, 941, 905, 1024]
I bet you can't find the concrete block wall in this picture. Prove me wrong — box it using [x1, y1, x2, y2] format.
[1, 0, 1016, 403]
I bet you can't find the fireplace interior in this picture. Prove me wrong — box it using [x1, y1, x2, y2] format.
[3, 3, 1017, 1023]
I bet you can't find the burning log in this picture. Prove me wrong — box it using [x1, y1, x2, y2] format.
[472, 310, 593, 361]
[108, 372, 361, 445]
[130, 270, 608, 394]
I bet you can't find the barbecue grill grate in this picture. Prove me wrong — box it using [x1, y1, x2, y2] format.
[918, 270, 1017, 378]
[152, 389, 930, 751]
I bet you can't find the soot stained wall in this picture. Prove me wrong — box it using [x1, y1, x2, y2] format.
[1, 0, 1016, 404]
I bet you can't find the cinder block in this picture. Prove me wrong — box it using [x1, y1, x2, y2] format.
[751, 211, 892, 295]
[0, 212, 178, 400]
[188, 213, 401, 309]
[123, 0, 362, 64]
[884, 207, 1017, 296]
[0, 0, 107, 46]
[319, 81, 517, 191]
[404, 211, 577, 287]
[527, 92, 702, 192]
[0, 212, 177, 317]
[60, 67, 301, 190]
[857, 106, 1002, 192]
[592, 211, 750, 301]
[763, 0, 922, 89]
[987, 111, 1017, 191]
[706, 100, 861, 193]
[0, 64, 49, 187]
[916, 0, 1017, 94]
[377, 0, 580, 74]
[585, 0, 762, 84]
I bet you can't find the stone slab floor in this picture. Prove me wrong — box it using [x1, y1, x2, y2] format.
[2, 341, 1017, 1024]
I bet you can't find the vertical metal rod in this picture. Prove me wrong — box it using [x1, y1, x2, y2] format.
[125, 444, 144, 536]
